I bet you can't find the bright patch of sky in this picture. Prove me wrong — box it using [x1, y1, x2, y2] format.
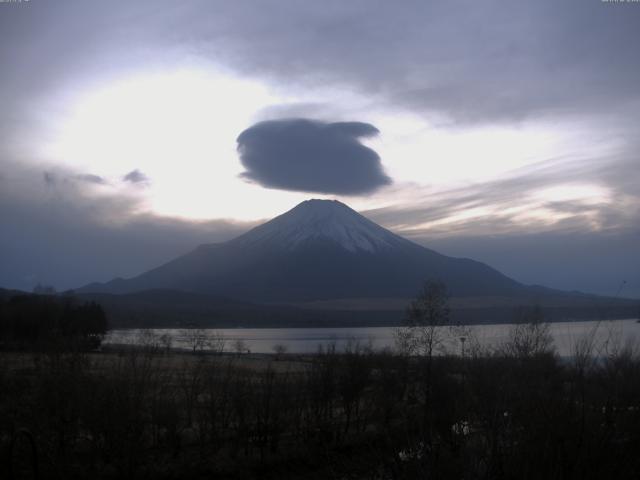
[35, 65, 621, 226]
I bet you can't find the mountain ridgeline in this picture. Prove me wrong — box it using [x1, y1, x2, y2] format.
[80, 200, 524, 302]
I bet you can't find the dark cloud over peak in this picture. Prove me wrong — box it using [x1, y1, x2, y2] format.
[123, 169, 150, 185]
[236, 118, 391, 195]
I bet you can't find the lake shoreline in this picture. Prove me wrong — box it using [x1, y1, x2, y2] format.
[104, 319, 640, 356]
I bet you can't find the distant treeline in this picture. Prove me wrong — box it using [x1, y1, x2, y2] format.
[0, 293, 107, 349]
[78, 290, 639, 329]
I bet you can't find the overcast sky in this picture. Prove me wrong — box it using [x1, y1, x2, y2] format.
[1, 0, 639, 298]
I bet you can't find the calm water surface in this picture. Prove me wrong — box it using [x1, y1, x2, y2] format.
[105, 319, 640, 356]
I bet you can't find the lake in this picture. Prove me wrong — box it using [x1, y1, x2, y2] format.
[104, 319, 640, 356]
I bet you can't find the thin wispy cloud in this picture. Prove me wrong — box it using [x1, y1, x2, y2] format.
[367, 153, 639, 238]
[123, 169, 150, 186]
[75, 173, 108, 185]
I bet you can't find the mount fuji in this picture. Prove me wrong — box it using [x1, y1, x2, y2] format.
[80, 199, 527, 302]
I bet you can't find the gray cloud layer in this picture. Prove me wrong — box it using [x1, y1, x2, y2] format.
[171, 0, 640, 125]
[4, 1, 638, 128]
[237, 119, 390, 195]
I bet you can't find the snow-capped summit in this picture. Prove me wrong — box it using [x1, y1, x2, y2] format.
[232, 199, 408, 253]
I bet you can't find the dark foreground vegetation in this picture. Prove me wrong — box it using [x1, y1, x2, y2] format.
[1, 334, 639, 479]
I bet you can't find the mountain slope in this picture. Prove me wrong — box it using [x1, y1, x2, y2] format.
[79, 199, 527, 302]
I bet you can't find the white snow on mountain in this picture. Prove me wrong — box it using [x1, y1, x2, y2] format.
[232, 199, 411, 253]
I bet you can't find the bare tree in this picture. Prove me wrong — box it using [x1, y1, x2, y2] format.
[136, 329, 161, 353]
[182, 328, 208, 354]
[396, 280, 451, 442]
[503, 306, 554, 358]
[396, 280, 451, 358]
[159, 333, 173, 353]
[272, 344, 287, 360]
[233, 338, 248, 355]
[209, 331, 226, 354]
